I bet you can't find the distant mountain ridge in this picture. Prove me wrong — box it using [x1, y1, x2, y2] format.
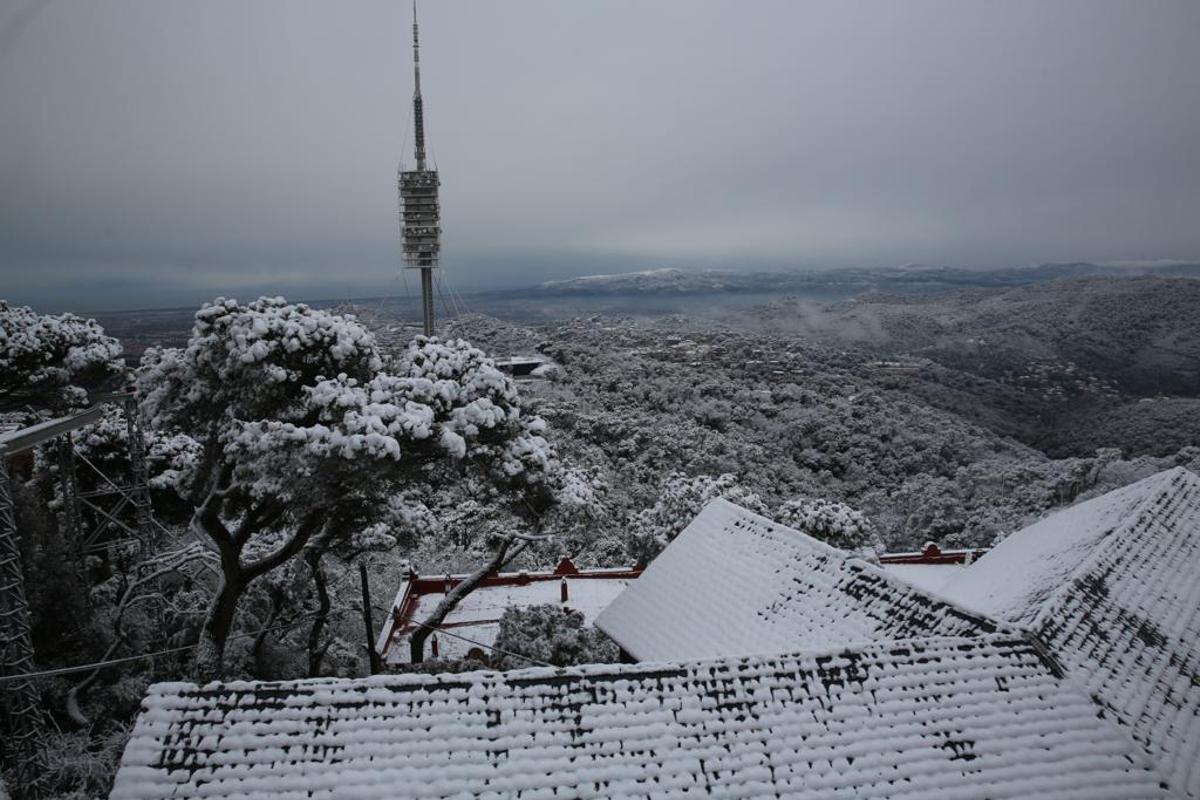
[528, 262, 1200, 297]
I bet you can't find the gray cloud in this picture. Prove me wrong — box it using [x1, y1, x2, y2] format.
[2, 0, 1199, 311]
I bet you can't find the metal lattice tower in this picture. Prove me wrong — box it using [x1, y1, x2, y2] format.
[124, 394, 154, 542]
[0, 456, 50, 799]
[399, 0, 441, 337]
[0, 394, 156, 797]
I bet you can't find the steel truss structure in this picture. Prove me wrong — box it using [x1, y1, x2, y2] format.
[0, 392, 154, 798]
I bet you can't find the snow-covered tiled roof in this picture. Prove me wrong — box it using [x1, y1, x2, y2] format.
[597, 498, 1002, 661]
[881, 561, 965, 593]
[111, 633, 1171, 800]
[941, 467, 1200, 798]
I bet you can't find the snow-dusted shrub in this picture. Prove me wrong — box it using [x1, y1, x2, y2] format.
[41, 725, 131, 800]
[492, 604, 619, 670]
[0, 300, 123, 409]
[629, 473, 765, 564]
[571, 532, 634, 569]
[774, 496, 881, 551]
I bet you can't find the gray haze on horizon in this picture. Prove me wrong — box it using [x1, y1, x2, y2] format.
[2, 0, 1199, 312]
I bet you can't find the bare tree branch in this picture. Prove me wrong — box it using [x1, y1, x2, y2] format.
[408, 536, 530, 663]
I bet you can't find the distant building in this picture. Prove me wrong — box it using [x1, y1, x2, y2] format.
[878, 541, 986, 593]
[866, 359, 926, 377]
[376, 557, 640, 665]
[494, 356, 547, 378]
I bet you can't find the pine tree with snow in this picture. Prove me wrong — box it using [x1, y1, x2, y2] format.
[137, 297, 557, 677]
[492, 604, 619, 670]
[0, 299, 124, 411]
[774, 496, 880, 551]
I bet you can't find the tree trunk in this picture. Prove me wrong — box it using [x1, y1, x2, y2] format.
[194, 573, 243, 681]
[251, 588, 282, 680]
[409, 537, 528, 663]
[305, 545, 331, 677]
[190, 503, 322, 680]
[66, 634, 123, 726]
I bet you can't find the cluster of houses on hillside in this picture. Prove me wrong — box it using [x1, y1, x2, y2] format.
[111, 467, 1200, 798]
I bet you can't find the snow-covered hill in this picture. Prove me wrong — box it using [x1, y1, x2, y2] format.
[527, 262, 1200, 297]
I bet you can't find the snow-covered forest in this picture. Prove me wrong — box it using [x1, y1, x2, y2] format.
[2, 283, 1198, 797]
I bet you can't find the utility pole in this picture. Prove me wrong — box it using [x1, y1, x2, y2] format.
[0, 452, 49, 799]
[359, 562, 383, 675]
[399, 1, 441, 337]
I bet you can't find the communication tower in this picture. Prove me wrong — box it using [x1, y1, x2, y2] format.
[399, 2, 441, 336]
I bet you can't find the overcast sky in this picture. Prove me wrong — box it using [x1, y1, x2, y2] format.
[2, 1, 1199, 312]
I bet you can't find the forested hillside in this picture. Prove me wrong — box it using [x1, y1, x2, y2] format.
[743, 277, 1200, 457]
[439, 293, 1200, 556]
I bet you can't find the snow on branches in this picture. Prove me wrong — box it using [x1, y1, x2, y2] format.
[140, 297, 555, 502]
[630, 473, 765, 564]
[223, 339, 555, 499]
[138, 296, 381, 431]
[0, 299, 124, 408]
[492, 604, 620, 670]
[774, 496, 881, 552]
[135, 297, 562, 675]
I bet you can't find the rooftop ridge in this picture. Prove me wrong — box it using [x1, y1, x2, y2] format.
[706, 496, 1023, 639]
[1030, 466, 1195, 631]
[703, 495, 841, 555]
[599, 498, 1012, 661]
[143, 629, 1050, 698]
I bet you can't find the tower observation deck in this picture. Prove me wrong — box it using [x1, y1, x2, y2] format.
[399, 2, 440, 336]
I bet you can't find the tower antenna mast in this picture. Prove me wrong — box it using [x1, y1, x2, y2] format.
[399, 0, 440, 336]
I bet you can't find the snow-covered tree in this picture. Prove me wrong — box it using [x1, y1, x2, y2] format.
[491, 604, 619, 670]
[774, 496, 880, 551]
[0, 300, 124, 410]
[138, 297, 556, 676]
[629, 473, 765, 564]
